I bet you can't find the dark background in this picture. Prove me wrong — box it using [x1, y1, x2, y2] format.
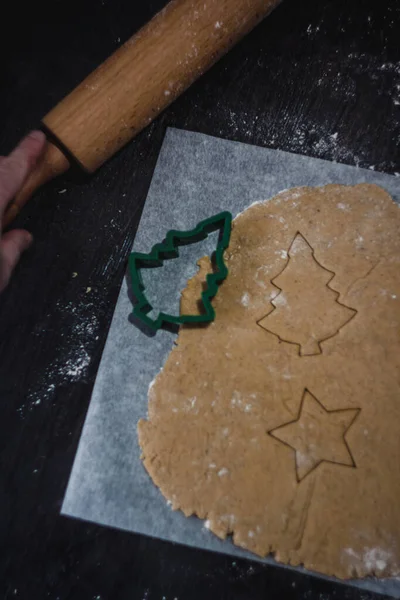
[0, 0, 399, 598]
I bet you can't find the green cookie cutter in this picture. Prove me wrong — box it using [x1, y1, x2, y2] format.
[128, 211, 232, 331]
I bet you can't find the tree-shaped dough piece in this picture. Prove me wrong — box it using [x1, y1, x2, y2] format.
[258, 233, 356, 355]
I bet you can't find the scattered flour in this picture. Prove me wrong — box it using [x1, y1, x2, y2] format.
[364, 547, 392, 572]
[211, 41, 399, 173]
[218, 467, 229, 477]
[220, 514, 235, 527]
[241, 292, 250, 307]
[21, 296, 102, 416]
[230, 391, 254, 412]
[187, 396, 197, 410]
[296, 452, 309, 468]
[63, 350, 90, 378]
[356, 235, 364, 247]
[273, 293, 287, 307]
[344, 546, 392, 574]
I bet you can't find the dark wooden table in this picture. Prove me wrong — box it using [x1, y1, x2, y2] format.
[0, 1, 399, 598]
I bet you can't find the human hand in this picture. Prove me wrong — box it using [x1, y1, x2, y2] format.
[0, 131, 46, 292]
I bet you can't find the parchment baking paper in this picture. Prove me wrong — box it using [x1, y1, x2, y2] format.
[62, 128, 400, 597]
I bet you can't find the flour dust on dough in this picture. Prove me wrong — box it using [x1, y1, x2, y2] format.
[138, 184, 400, 579]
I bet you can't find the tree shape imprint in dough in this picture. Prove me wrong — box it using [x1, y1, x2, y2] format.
[269, 389, 360, 482]
[257, 233, 357, 356]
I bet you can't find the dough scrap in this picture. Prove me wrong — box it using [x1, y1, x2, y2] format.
[138, 184, 400, 579]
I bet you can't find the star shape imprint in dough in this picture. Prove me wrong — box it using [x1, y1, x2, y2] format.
[269, 389, 360, 481]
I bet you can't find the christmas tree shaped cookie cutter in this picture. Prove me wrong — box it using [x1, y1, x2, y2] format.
[128, 211, 232, 331]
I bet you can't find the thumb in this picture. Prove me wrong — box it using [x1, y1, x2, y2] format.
[0, 229, 32, 292]
[0, 131, 46, 212]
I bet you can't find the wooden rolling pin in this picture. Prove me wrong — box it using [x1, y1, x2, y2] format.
[5, 0, 282, 227]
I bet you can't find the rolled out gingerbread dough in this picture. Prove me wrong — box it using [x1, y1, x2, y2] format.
[138, 184, 400, 579]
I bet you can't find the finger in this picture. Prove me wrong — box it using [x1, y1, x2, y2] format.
[0, 229, 32, 292]
[0, 131, 46, 212]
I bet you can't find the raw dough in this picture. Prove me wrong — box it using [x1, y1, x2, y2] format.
[138, 184, 400, 579]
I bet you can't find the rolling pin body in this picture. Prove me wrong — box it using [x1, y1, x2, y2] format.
[7, 0, 281, 226]
[43, 0, 281, 172]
